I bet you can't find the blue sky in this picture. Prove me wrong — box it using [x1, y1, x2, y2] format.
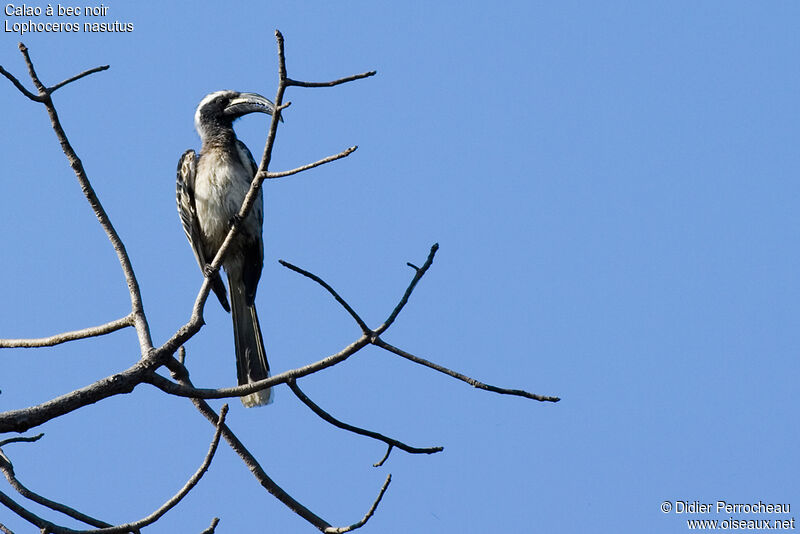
[1, 2, 799, 533]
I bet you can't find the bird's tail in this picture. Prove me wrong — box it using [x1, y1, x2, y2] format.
[229, 274, 272, 407]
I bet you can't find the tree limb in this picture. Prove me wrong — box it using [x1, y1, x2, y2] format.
[0, 451, 112, 529]
[0, 434, 43, 448]
[199, 518, 219, 534]
[6, 43, 153, 354]
[0, 315, 133, 349]
[374, 337, 561, 403]
[67, 404, 229, 534]
[288, 378, 442, 465]
[261, 145, 358, 180]
[0, 362, 149, 434]
[323, 474, 391, 534]
[286, 71, 377, 88]
[0, 489, 56, 533]
[278, 260, 370, 333]
[374, 243, 438, 336]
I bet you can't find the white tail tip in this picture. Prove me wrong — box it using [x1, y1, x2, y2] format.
[241, 388, 273, 408]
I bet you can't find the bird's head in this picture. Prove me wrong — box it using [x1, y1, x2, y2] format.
[194, 90, 281, 142]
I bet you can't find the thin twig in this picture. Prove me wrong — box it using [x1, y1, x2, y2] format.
[288, 379, 442, 464]
[373, 446, 393, 468]
[199, 518, 220, 534]
[49, 65, 110, 93]
[323, 474, 391, 534]
[78, 405, 230, 534]
[0, 65, 40, 101]
[10, 43, 153, 354]
[374, 243, 439, 336]
[0, 454, 112, 529]
[6, 404, 232, 534]
[0, 521, 15, 534]
[279, 260, 370, 333]
[0, 489, 53, 533]
[0, 406, 228, 532]
[287, 71, 377, 88]
[374, 338, 561, 403]
[0, 434, 43, 448]
[17, 43, 47, 95]
[263, 145, 357, 179]
[0, 315, 133, 348]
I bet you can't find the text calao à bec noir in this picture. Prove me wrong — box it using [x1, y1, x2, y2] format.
[4, 3, 134, 34]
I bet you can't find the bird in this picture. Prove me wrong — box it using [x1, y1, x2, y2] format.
[176, 90, 280, 407]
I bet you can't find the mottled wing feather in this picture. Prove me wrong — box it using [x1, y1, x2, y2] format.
[234, 140, 264, 306]
[177, 149, 231, 312]
[176, 150, 204, 266]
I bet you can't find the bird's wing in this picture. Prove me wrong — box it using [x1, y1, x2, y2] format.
[176, 149, 206, 267]
[177, 149, 231, 312]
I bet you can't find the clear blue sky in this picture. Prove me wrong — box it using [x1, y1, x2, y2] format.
[2, 2, 798, 533]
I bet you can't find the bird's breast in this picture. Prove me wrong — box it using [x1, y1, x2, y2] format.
[194, 149, 263, 253]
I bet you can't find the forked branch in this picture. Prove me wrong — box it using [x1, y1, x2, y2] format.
[164, 357, 389, 533]
[0, 405, 228, 534]
[0, 42, 152, 354]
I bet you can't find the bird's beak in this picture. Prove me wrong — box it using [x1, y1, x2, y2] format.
[224, 92, 284, 122]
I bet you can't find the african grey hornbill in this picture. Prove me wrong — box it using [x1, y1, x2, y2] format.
[176, 90, 280, 407]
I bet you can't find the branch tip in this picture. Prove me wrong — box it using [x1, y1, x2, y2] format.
[324, 474, 392, 534]
[289, 380, 442, 460]
[0, 434, 44, 448]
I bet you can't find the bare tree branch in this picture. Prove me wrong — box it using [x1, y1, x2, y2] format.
[373, 446, 393, 468]
[199, 518, 219, 534]
[0, 452, 112, 529]
[286, 71, 377, 88]
[7, 43, 153, 354]
[288, 379, 442, 465]
[0, 64, 40, 101]
[0, 362, 149, 434]
[374, 243, 439, 336]
[0, 489, 55, 533]
[146, 335, 371, 401]
[0, 434, 43, 448]
[262, 146, 358, 180]
[165, 357, 389, 533]
[374, 337, 561, 403]
[70, 405, 229, 534]
[0, 315, 133, 349]
[0, 521, 15, 534]
[49, 65, 110, 93]
[0, 404, 228, 534]
[164, 358, 331, 531]
[279, 260, 370, 333]
[322, 474, 391, 534]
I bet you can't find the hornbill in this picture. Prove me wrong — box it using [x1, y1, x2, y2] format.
[176, 90, 280, 407]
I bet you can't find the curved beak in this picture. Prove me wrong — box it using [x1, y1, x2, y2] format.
[224, 92, 283, 122]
